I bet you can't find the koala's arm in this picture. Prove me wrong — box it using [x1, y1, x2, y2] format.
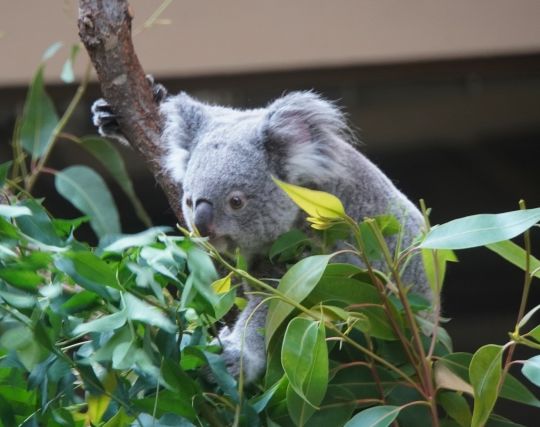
[91, 76, 168, 145]
[217, 294, 268, 383]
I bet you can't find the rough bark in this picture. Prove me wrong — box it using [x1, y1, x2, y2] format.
[77, 0, 184, 223]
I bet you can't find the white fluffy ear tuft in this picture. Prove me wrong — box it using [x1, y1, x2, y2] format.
[263, 91, 353, 184]
[159, 93, 206, 183]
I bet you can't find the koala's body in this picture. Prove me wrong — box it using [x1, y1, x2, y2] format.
[92, 80, 430, 384]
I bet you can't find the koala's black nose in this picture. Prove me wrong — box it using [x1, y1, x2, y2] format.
[194, 200, 214, 237]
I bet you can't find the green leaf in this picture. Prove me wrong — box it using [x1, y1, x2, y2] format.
[438, 391, 472, 427]
[273, 177, 346, 219]
[80, 136, 152, 227]
[421, 208, 540, 249]
[72, 310, 127, 335]
[111, 339, 138, 369]
[61, 290, 99, 314]
[0, 204, 31, 218]
[307, 273, 381, 307]
[42, 41, 63, 61]
[358, 306, 398, 340]
[19, 66, 59, 160]
[0, 268, 42, 290]
[184, 246, 219, 314]
[55, 165, 121, 238]
[307, 384, 356, 427]
[440, 352, 540, 409]
[16, 199, 63, 246]
[133, 390, 197, 421]
[0, 326, 47, 371]
[101, 226, 172, 253]
[60, 44, 80, 83]
[266, 255, 332, 346]
[469, 344, 503, 427]
[522, 355, 540, 387]
[55, 251, 119, 299]
[52, 215, 89, 237]
[0, 290, 37, 308]
[422, 248, 458, 292]
[124, 293, 175, 333]
[102, 407, 133, 427]
[281, 318, 328, 407]
[528, 324, 540, 342]
[269, 229, 310, 261]
[202, 350, 239, 402]
[486, 240, 540, 280]
[286, 384, 316, 426]
[344, 405, 401, 427]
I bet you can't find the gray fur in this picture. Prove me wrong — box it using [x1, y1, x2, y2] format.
[92, 85, 430, 384]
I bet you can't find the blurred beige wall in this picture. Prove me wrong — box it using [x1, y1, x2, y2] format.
[1, 0, 540, 85]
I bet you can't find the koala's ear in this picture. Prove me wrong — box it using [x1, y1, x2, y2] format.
[262, 91, 352, 185]
[159, 92, 206, 183]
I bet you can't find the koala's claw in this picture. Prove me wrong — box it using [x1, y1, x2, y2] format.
[90, 74, 168, 145]
[146, 74, 168, 103]
[91, 98, 128, 144]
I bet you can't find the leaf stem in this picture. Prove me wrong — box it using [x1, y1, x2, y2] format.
[366, 219, 439, 426]
[501, 199, 534, 387]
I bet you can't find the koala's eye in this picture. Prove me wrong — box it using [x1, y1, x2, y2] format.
[185, 197, 193, 208]
[228, 192, 246, 210]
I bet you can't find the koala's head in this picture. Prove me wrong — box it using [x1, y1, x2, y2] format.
[159, 91, 350, 257]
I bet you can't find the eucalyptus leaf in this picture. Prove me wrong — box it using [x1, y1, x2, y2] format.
[522, 355, 540, 387]
[266, 255, 332, 346]
[269, 229, 310, 261]
[60, 44, 80, 83]
[469, 344, 503, 427]
[344, 405, 401, 427]
[80, 136, 152, 227]
[487, 240, 540, 279]
[124, 293, 175, 333]
[281, 318, 328, 406]
[0, 205, 31, 218]
[421, 208, 540, 249]
[286, 384, 317, 426]
[72, 310, 127, 335]
[102, 226, 172, 253]
[55, 165, 121, 238]
[55, 251, 119, 299]
[273, 177, 346, 219]
[19, 66, 59, 160]
[16, 199, 63, 246]
[438, 391, 472, 427]
[42, 41, 63, 61]
[440, 352, 540, 409]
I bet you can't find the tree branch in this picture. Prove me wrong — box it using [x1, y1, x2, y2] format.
[77, 0, 184, 223]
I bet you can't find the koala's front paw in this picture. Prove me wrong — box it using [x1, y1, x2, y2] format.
[145, 74, 168, 103]
[90, 75, 168, 145]
[218, 336, 266, 384]
[91, 98, 129, 145]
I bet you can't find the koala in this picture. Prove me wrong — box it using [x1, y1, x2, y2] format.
[92, 79, 431, 384]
